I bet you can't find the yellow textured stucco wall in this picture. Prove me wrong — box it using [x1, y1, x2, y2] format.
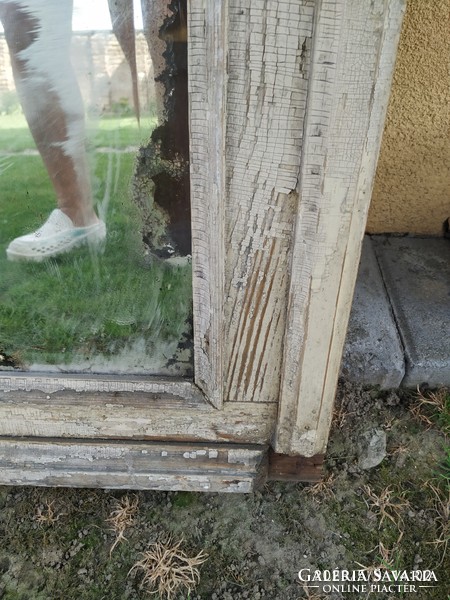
[367, 0, 450, 235]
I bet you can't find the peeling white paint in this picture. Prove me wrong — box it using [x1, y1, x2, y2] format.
[228, 449, 258, 465]
[0, 374, 200, 399]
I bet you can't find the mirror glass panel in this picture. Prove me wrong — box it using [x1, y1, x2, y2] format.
[0, 0, 192, 376]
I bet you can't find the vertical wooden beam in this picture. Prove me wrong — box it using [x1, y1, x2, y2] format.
[224, 0, 315, 404]
[189, 1, 228, 407]
[275, 0, 405, 456]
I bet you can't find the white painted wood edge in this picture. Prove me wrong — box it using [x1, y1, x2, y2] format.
[314, 0, 407, 455]
[275, 0, 405, 456]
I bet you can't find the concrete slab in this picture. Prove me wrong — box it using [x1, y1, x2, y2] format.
[372, 236, 450, 387]
[341, 237, 405, 388]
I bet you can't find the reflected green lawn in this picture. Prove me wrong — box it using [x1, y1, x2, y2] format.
[0, 113, 158, 153]
[0, 121, 192, 372]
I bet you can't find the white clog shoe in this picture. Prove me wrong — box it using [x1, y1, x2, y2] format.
[6, 209, 106, 262]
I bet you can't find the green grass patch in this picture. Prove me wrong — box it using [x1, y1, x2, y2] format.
[0, 113, 157, 153]
[87, 115, 158, 150]
[172, 492, 197, 509]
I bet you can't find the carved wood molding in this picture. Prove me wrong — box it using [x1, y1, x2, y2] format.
[0, 438, 268, 492]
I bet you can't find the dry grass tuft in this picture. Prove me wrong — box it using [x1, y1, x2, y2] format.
[298, 583, 324, 599]
[332, 402, 355, 430]
[34, 500, 65, 526]
[411, 387, 449, 431]
[388, 443, 409, 458]
[424, 481, 449, 566]
[106, 494, 139, 555]
[377, 535, 402, 569]
[304, 473, 336, 501]
[362, 485, 409, 529]
[128, 537, 207, 599]
[356, 533, 403, 574]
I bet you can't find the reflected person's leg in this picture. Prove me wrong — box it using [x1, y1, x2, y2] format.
[0, 0, 105, 260]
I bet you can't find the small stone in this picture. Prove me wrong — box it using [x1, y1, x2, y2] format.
[358, 428, 387, 470]
[386, 392, 400, 406]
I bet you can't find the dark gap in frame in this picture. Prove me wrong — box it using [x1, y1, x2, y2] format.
[134, 0, 191, 259]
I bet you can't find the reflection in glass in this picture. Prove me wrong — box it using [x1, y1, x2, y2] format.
[0, 0, 192, 376]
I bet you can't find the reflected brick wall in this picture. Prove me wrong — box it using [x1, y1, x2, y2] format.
[0, 32, 155, 115]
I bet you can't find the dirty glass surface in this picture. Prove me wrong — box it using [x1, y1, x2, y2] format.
[0, 0, 193, 377]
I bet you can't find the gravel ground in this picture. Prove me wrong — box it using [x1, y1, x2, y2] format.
[0, 382, 448, 600]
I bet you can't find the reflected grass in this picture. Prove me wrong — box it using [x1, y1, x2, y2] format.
[0, 151, 192, 371]
[0, 113, 157, 153]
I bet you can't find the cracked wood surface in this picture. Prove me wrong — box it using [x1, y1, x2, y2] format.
[275, 0, 406, 456]
[225, 0, 315, 403]
[0, 384, 277, 443]
[189, 1, 227, 407]
[0, 373, 203, 401]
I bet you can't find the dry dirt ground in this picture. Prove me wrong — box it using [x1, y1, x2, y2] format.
[0, 382, 448, 600]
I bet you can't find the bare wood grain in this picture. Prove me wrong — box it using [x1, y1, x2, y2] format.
[0, 439, 268, 492]
[275, 0, 405, 456]
[268, 450, 324, 483]
[225, 0, 315, 403]
[189, 1, 228, 407]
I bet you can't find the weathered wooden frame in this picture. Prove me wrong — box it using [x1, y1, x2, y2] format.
[0, 0, 404, 491]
